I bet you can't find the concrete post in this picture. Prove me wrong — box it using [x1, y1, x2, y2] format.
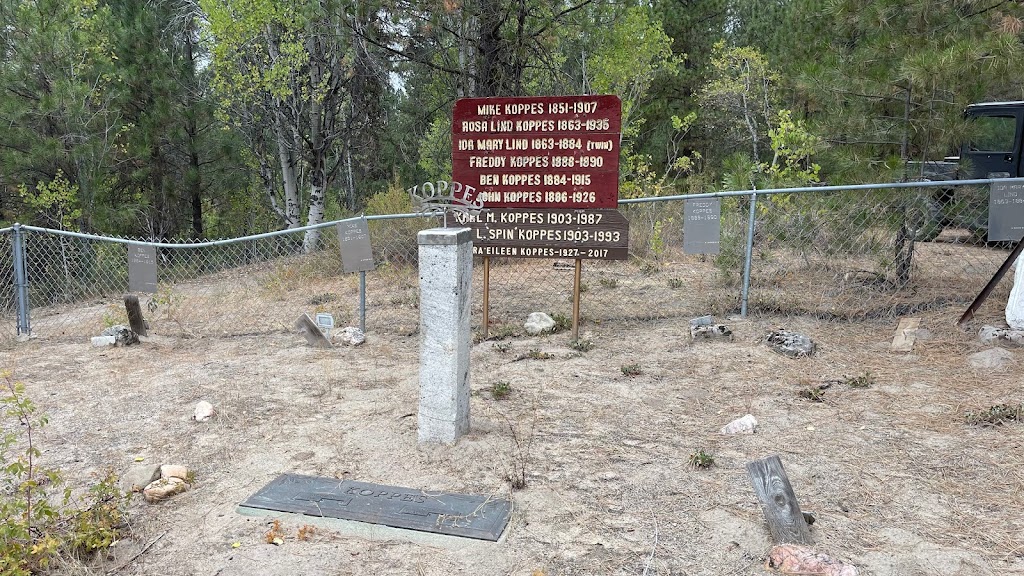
[417, 227, 472, 444]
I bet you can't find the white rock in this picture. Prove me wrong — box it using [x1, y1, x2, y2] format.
[193, 401, 215, 422]
[765, 330, 815, 357]
[101, 325, 139, 346]
[524, 312, 556, 335]
[978, 325, 1024, 347]
[689, 315, 714, 328]
[969, 348, 1014, 370]
[691, 324, 733, 341]
[91, 336, 117, 347]
[143, 477, 187, 503]
[720, 414, 758, 434]
[335, 326, 366, 346]
[160, 464, 189, 481]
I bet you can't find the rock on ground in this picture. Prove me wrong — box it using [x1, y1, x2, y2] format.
[91, 336, 117, 347]
[979, 325, 1024, 347]
[101, 325, 140, 346]
[766, 544, 858, 575]
[194, 400, 215, 422]
[335, 326, 366, 346]
[720, 414, 758, 434]
[765, 329, 815, 357]
[524, 312, 555, 335]
[969, 347, 1014, 370]
[143, 477, 187, 503]
[119, 464, 161, 493]
[692, 324, 733, 341]
[160, 464, 189, 481]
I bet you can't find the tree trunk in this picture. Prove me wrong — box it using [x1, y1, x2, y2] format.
[273, 107, 301, 229]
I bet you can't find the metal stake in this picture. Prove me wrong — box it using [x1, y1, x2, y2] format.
[482, 256, 490, 339]
[359, 270, 366, 333]
[572, 258, 582, 340]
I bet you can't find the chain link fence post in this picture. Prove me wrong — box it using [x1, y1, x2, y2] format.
[12, 224, 31, 335]
[741, 192, 757, 317]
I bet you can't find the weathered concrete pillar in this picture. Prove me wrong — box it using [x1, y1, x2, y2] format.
[417, 227, 472, 444]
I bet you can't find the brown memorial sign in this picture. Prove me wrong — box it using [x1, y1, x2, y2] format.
[452, 95, 621, 209]
[452, 208, 629, 260]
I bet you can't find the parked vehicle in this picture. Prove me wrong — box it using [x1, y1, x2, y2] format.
[909, 101, 1024, 241]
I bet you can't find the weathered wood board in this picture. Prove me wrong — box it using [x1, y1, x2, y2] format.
[746, 455, 812, 544]
[890, 317, 921, 353]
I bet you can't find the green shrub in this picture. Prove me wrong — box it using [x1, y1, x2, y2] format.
[1, 372, 129, 573]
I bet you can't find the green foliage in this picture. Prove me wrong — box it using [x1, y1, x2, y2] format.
[549, 313, 572, 334]
[701, 41, 780, 165]
[799, 385, 826, 402]
[417, 117, 453, 182]
[0, 373, 128, 573]
[516, 350, 555, 361]
[620, 363, 642, 377]
[569, 339, 594, 353]
[364, 180, 422, 267]
[844, 372, 875, 389]
[17, 170, 83, 230]
[688, 449, 715, 469]
[490, 381, 512, 400]
[589, 5, 680, 134]
[965, 403, 1024, 426]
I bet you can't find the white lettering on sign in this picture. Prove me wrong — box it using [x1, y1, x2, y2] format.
[469, 156, 506, 168]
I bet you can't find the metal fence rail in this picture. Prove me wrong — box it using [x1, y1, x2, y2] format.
[0, 178, 1016, 343]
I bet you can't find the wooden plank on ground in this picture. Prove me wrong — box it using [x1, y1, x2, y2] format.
[295, 313, 332, 349]
[124, 294, 148, 337]
[890, 317, 921, 353]
[746, 455, 812, 545]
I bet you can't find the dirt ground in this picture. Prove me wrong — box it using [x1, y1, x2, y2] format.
[3, 273, 1024, 576]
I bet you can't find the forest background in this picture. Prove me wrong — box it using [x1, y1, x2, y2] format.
[3, 0, 1024, 248]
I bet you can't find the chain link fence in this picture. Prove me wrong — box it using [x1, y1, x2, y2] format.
[0, 180, 1015, 343]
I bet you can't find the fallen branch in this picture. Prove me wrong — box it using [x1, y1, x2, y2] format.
[106, 530, 168, 575]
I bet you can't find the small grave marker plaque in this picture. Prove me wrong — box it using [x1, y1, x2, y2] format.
[989, 181, 1024, 242]
[127, 245, 158, 293]
[315, 313, 334, 336]
[337, 219, 375, 273]
[684, 198, 721, 254]
[240, 474, 512, 541]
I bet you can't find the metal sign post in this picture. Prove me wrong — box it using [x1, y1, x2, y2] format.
[337, 218, 376, 333]
[572, 259, 582, 341]
[482, 256, 491, 339]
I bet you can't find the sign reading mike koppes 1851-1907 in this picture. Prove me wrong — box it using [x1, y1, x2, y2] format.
[452, 95, 621, 209]
[452, 208, 629, 260]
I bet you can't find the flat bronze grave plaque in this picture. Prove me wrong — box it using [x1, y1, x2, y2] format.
[239, 474, 512, 541]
